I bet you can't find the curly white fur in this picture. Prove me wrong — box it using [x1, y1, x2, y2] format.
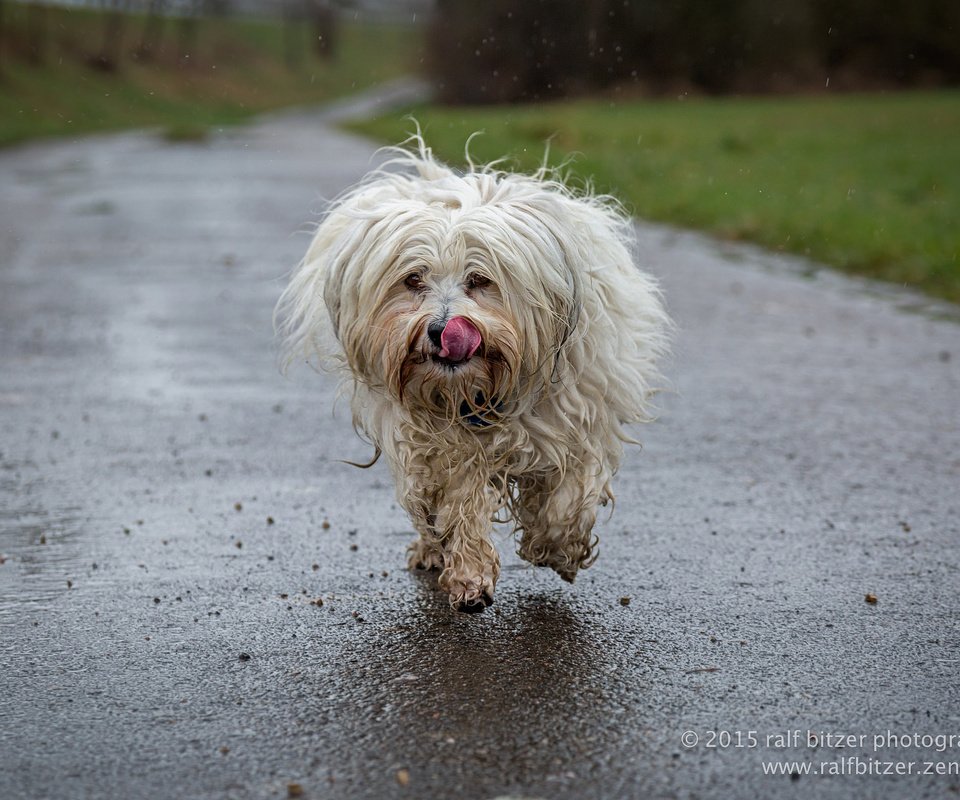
[276, 136, 670, 611]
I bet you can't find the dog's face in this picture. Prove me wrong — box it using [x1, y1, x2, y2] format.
[320, 174, 583, 423]
[354, 231, 519, 419]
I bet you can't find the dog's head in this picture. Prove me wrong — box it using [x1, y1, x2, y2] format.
[277, 141, 624, 426]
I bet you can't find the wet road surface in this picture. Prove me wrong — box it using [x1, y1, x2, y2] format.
[1, 93, 959, 799]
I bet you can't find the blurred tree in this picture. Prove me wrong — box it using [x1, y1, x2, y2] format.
[311, 0, 338, 60]
[135, 0, 167, 63]
[283, 0, 305, 69]
[89, 0, 127, 72]
[178, 0, 200, 66]
[814, 0, 960, 86]
[429, 0, 593, 103]
[26, 0, 47, 65]
[428, 0, 959, 103]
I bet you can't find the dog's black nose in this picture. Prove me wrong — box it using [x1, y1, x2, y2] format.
[427, 319, 446, 348]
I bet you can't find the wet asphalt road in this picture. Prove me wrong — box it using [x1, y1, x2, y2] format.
[1, 92, 959, 800]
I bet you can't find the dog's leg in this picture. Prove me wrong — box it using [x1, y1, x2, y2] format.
[516, 460, 611, 582]
[438, 527, 499, 612]
[401, 484, 500, 611]
[434, 481, 501, 612]
[406, 512, 444, 572]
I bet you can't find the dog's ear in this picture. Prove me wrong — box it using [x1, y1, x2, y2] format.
[502, 188, 620, 368]
[540, 187, 672, 425]
[540, 245, 583, 377]
[274, 203, 363, 371]
[509, 182, 667, 395]
[551, 243, 584, 362]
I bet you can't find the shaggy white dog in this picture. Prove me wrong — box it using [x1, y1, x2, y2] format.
[276, 138, 669, 611]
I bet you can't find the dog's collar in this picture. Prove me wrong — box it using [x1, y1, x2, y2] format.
[460, 393, 503, 428]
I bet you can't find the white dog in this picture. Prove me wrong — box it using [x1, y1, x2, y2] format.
[276, 138, 669, 611]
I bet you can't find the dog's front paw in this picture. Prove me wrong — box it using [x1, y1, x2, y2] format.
[454, 591, 494, 613]
[552, 564, 579, 583]
[442, 573, 496, 613]
[522, 553, 579, 583]
[518, 534, 595, 583]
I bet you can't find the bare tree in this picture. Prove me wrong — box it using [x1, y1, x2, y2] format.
[177, 0, 200, 67]
[26, 0, 48, 65]
[282, 0, 305, 69]
[135, 0, 167, 62]
[177, 0, 202, 67]
[88, 0, 128, 72]
[0, 0, 5, 77]
[312, 0, 338, 60]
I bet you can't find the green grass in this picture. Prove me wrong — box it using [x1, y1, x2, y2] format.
[0, 6, 421, 147]
[347, 92, 960, 304]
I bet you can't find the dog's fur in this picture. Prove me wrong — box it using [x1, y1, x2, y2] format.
[276, 138, 669, 611]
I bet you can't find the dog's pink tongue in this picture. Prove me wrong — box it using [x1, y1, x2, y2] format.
[438, 316, 482, 362]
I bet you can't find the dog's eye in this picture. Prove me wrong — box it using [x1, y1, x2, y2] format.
[404, 273, 425, 291]
[466, 273, 491, 290]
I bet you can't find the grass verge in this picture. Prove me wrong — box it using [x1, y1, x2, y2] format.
[347, 92, 960, 304]
[0, 6, 420, 147]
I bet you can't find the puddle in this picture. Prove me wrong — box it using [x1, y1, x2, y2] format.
[0, 505, 85, 623]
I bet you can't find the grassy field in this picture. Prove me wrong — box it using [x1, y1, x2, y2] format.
[348, 92, 960, 304]
[0, 6, 420, 146]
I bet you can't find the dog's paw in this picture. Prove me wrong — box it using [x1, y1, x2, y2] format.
[518, 532, 595, 584]
[443, 574, 496, 613]
[522, 553, 579, 583]
[552, 564, 578, 583]
[406, 537, 444, 572]
[451, 587, 495, 613]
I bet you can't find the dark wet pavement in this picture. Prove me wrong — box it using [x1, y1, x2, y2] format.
[2, 95, 959, 800]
